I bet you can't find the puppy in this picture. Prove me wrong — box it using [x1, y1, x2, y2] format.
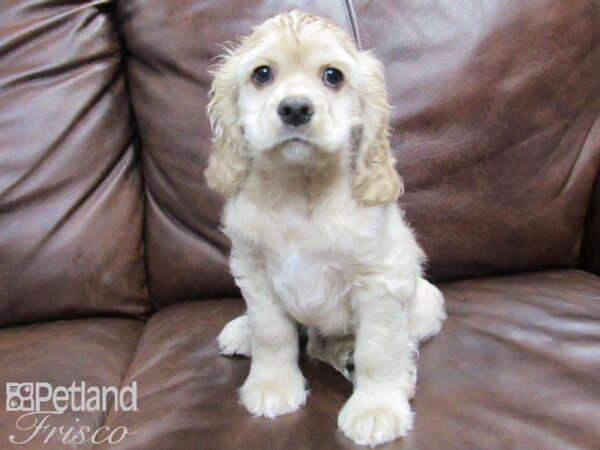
[205, 11, 446, 446]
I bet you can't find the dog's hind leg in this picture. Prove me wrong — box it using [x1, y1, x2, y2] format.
[407, 278, 446, 343]
[306, 328, 355, 381]
[217, 314, 252, 357]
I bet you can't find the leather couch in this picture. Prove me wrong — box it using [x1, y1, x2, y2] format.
[1, 1, 599, 449]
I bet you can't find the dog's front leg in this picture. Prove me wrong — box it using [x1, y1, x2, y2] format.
[338, 277, 417, 446]
[230, 247, 307, 418]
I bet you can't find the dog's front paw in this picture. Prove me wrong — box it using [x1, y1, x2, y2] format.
[240, 370, 307, 418]
[338, 390, 413, 446]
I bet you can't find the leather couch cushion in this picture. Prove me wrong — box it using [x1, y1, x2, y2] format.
[0, 318, 145, 449]
[0, 0, 150, 326]
[355, 0, 600, 280]
[98, 270, 600, 449]
[117, 0, 600, 307]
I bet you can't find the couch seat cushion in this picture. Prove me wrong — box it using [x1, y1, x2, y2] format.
[96, 270, 600, 449]
[0, 318, 145, 449]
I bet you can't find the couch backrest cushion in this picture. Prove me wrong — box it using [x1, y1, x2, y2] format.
[0, 0, 151, 326]
[118, 0, 600, 305]
[355, 0, 600, 280]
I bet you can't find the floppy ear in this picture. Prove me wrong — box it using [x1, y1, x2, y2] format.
[353, 51, 403, 206]
[204, 51, 248, 197]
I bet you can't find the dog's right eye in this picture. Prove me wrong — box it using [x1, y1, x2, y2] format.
[252, 66, 273, 85]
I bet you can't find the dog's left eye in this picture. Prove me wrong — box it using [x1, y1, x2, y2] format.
[252, 66, 273, 85]
[323, 68, 344, 87]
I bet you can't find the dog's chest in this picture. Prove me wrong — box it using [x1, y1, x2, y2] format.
[263, 212, 356, 333]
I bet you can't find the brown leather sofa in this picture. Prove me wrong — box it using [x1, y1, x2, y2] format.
[1, 1, 599, 449]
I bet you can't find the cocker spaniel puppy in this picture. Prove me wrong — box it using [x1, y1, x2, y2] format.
[205, 10, 446, 446]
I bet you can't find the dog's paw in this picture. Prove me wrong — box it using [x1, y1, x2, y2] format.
[240, 370, 307, 418]
[338, 390, 413, 446]
[218, 315, 251, 357]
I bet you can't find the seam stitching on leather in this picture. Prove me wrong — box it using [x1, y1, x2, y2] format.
[344, 0, 363, 50]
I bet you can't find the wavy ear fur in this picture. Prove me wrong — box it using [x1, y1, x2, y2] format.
[353, 51, 403, 206]
[204, 50, 247, 197]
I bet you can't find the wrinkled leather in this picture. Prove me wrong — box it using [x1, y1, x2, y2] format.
[0, 0, 151, 326]
[95, 270, 600, 450]
[353, 0, 600, 280]
[0, 318, 144, 450]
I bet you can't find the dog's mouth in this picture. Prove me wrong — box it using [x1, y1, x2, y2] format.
[288, 137, 309, 144]
[273, 134, 316, 163]
[277, 134, 313, 147]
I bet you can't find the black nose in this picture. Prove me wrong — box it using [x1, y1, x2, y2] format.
[277, 97, 314, 126]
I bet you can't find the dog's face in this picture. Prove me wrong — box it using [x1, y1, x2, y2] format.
[205, 11, 402, 205]
[236, 24, 362, 163]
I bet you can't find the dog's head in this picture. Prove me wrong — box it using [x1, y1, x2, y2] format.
[205, 10, 402, 205]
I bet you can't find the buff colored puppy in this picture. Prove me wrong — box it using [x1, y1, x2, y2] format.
[205, 11, 445, 446]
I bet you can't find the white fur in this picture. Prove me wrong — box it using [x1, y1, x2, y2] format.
[217, 314, 251, 357]
[207, 11, 446, 447]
